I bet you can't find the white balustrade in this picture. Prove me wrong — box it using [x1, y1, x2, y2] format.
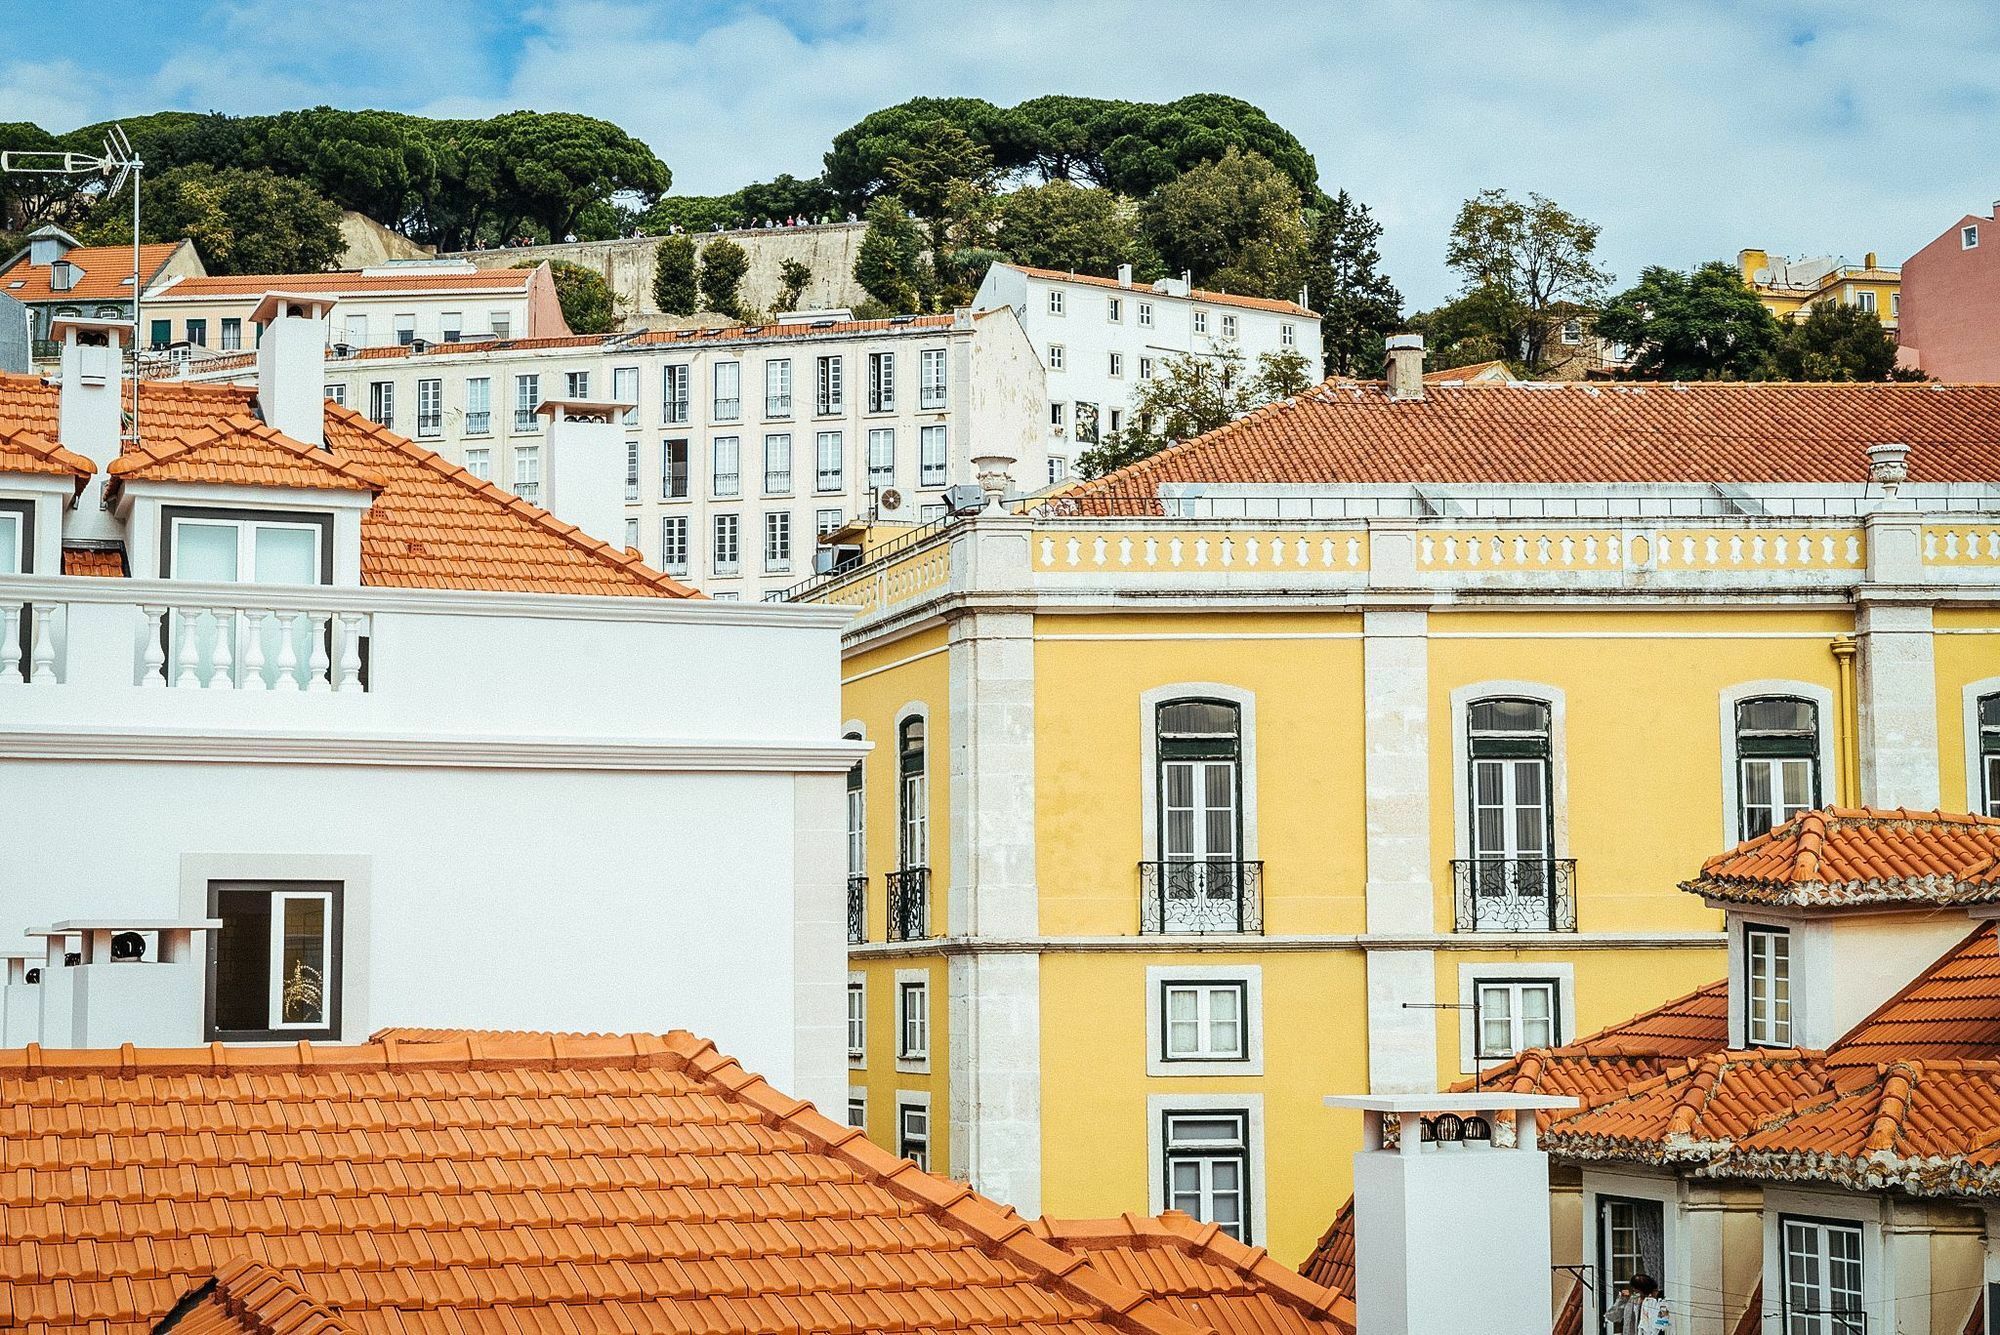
[0, 604, 21, 684]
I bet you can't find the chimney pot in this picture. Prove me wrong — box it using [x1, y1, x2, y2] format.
[1117, 263, 1133, 289]
[252, 292, 333, 449]
[1384, 333, 1426, 402]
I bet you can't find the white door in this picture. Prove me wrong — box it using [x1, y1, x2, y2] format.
[1470, 757, 1551, 927]
[171, 518, 323, 686]
[1162, 758, 1241, 931]
[1783, 1218, 1863, 1335]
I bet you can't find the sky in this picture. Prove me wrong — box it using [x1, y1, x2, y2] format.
[5, 0, 1997, 308]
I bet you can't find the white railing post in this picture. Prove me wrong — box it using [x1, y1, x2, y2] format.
[241, 608, 268, 691]
[274, 611, 302, 691]
[28, 604, 57, 684]
[0, 604, 21, 684]
[173, 608, 202, 687]
[306, 612, 332, 692]
[335, 613, 365, 692]
[208, 608, 235, 690]
[139, 607, 167, 687]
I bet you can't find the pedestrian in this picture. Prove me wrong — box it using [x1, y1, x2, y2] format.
[1602, 1274, 1667, 1335]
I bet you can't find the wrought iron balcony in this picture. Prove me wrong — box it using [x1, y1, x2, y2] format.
[846, 874, 867, 945]
[1138, 860, 1264, 935]
[886, 866, 930, 941]
[1451, 858, 1578, 932]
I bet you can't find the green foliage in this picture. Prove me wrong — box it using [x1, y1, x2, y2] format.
[854, 198, 930, 313]
[1303, 190, 1403, 376]
[525, 259, 616, 335]
[461, 111, 670, 242]
[85, 164, 343, 275]
[851, 297, 896, 321]
[735, 173, 838, 224]
[1445, 188, 1610, 371]
[823, 97, 1026, 206]
[1139, 147, 1308, 299]
[1771, 300, 1923, 382]
[775, 258, 812, 313]
[651, 234, 699, 314]
[1078, 348, 1307, 478]
[993, 180, 1150, 276]
[0, 121, 68, 230]
[1593, 262, 1781, 380]
[259, 107, 437, 225]
[698, 237, 749, 317]
[1091, 94, 1319, 201]
[641, 195, 738, 234]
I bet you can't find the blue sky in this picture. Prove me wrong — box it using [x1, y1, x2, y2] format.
[7, 1, 1997, 306]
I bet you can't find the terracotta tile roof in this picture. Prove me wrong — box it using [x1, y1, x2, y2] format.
[0, 1031, 1350, 1335]
[62, 543, 127, 577]
[1551, 1276, 1584, 1335]
[0, 425, 94, 486]
[1299, 1201, 1354, 1294]
[0, 242, 183, 303]
[1422, 359, 1512, 384]
[1057, 380, 2000, 508]
[0, 374, 695, 598]
[154, 269, 533, 299]
[1831, 924, 2000, 1067]
[1683, 808, 2000, 908]
[1544, 1049, 1837, 1162]
[1005, 264, 1315, 317]
[159, 1260, 356, 1335]
[109, 416, 386, 492]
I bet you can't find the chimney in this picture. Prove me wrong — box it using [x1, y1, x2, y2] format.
[1384, 333, 1426, 401]
[252, 292, 337, 449]
[1327, 1091, 1578, 1335]
[537, 398, 628, 549]
[23, 918, 220, 1048]
[1864, 250, 1878, 270]
[1117, 263, 1133, 289]
[54, 317, 128, 468]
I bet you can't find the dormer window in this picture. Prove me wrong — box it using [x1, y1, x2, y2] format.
[166, 510, 332, 688]
[49, 260, 77, 293]
[1736, 697, 1819, 840]
[1744, 923, 1791, 1047]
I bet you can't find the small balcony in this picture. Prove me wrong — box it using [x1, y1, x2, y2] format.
[1139, 860, 1264, 935]
[886, 866, 930, 941]
[464, 411, 491, 435]
[846, 874, 867, 945]
[1451, 858, 1578, 932]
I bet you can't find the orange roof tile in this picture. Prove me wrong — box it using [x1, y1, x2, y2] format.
[1545, 1049, 1838, 1162]
[1684, 808, 2000, 908]
[0, 424, 94, 485]
[1832, 924, 2000, 1067]
[1056, 380, 2000, 509]
[62, 543, 127, 577]
[109, 416, 386, 492]
[0, 242, 183, 303]
[1422, 358, 1512, 384]
[1006, 264, 1315, 317]
[0, 1031, 1349, 1335]
[155, 269, 534, 299]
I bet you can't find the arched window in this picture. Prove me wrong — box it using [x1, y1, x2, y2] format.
[1980, 694, 2000, 817]
[1467, 698, 1553, 866]
[898, 717, 927, 870]
[1736, 697, 1819, 839]
[1155, 700, 1245, 932]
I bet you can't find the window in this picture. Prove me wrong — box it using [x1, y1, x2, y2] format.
[624, 438, 640, 501]
[324, 383, 346, 406]
[613, 366, 639, 425]
[1162, 981, 1247, 1061]
[1220, 313, 1237, 339]
[1050, 402, 1066, 430]
[1782, 1217, 1863, 1335]
[1193, 310, 1209, 335]
[1109, 352, 1124, 378]
[1137, 301, 1153, 327]
[662, 439, 690, 499]
[713, 513, 740, 575]
[899, 717, 928, 870]
[816, 431, 843, 491]
[817, 507, 844, 536]
[765, 359, 792, 417]
[220, 317, 242, 351]
[1980, 694, 2000, 816]
[464, 377, 491, 434]
[817, 355, 844, 414]
[512, 446, 540, 501]
[1466, 699, 1554, 914]
[1891, 293, 1901, 318]
[368, 381, 394, 428]
[919, 425, 947, 487]
[918, 503, 946, 521]
[1855, 289, 1877, 314]
[149, 317, 170, 348]
[919, 348, 947, 409]
[1048, 343, 1065, 371]
[868, 428, 896, 485]
[186, 317, 208, 347]
[464, 448, 491, 480]
[416, 378, 442, 437]
[489, 312, 511, 339]
[1597, 1197, 1665, 1327]
[764, 433, 793, 493]
[208, 882, 339, 1041]
[1107, 296, 1122, 323]
[660, 515, 689, 575]
[713, 361, 742, 419]
[1154, 700, 1244, 933]
[847, 1092, 867, 1129]
[1965, 224, 1981, 250]
[167, 512, 328, 683]
[343, 314, 367, 346]
[868, 351, 895, 412]
[710, 436, 739, 497]
[663, 364, 690, 425]
[899, 980, 929, 1058]
[1561, 318, 1582, 344]
[1746, 924, 1792, 1047]
[1047, 288, 1065, 316]
[1109, 408, 1123, 436]
[562, 370, 589, 400]
[1737, 696, 1819, 840]
[514, 375, 540, 431]
[0, 501, 27, 577]
[394, 314, 416, 346]
[1048, 456, 1068, 485]
[1475, 978, 1559, 1058]
[1280, 323, 1295, 348]
[764, 511, 791, 571]
[623, 516, 639, 551]
[1162, 1111, 1249, 1241]
[847, 980, 866, 1058]
[898, 1100, 930, 1169]
[440, 311, 462, 342]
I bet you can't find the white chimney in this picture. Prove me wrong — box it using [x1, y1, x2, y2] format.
[1326, 1091, 1577, 1335]
[24, 919, 220, 1048]
[252, 292, 337, 449]
[537, 398, 629, 549]
[1117, 263, 1133, 289]
[1384, 333, 1426, 402]
[54, 317, 128, 467]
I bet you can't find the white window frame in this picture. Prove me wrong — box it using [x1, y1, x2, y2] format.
[1137, 301, 1153, 327]
[763, 510, 791, 572]
[710, 436, 739, 498]
[896, 1092, 931, 1169]
[612, 366, 638, 425]
[895, 968, 929, 1071]
[1220, 313, 1237, 339]
[1139, 356, 1155, 381]
[712, 361, 742, 420]
[846, 973, 867, 1064]
[1193, 309, 1209, 335]
[815, 430, 843, 493]
[1719, 681, 1835, 851]
[659, 515, 689, 576]
[818, 508, 845, 537]
[1047, 288, 1065, 316]
[1776, 1211, 1867, 1335]
[1965, 225, 1981, 250]
[1138, 683, 1259, 862]
[622, 516, 638, 551]
[816, 355, 844, 414]
[1109, 352, 1124, 378]
[1960, 678, 2000, 817]
[324, 382, 346, 406]
[1457, 962, 1576, 1073]
[919, 348, 947, 409]
[847, 1088, 867, 1130]
[1449, 681, 1568, 865]
[765, 358, 792, 418]
[1745, 922, 1792, 1047]
[209, 881, 339, 1038]
[463, 448, 490, 481]
[1047, 456, 1068, 485]
[712, 513, 740, 575]
[513, 375, 540, 432]
[463, 377, 491, 435]
[919, 425, 947, 488]
[868, 350, 895, 413]
[564, 370, 590, 399]
[868, 428, 896, 486]
[1280, 323, 1295, 348]
[1047, 343, 1065, 372]
[1146, 965, 1262, 1075]
[415, 377, 442, 438]
[1107, 296, 1122, 323]
[763, 433, 793, 494]
[511, 446, 540, 500]
[662, 364, 690, 425]
[368, 380, 394, 428]
[1147, 1094, 1265, 1245]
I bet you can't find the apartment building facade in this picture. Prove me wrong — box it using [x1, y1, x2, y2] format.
[1738, 247, 1902, 332]
[1899, 202, 2000, 381]
[0, 225, 201, 352]
[246, 308, 1046, 600]
[795, 348, 2000, 1264]
[973, 262, 1320, 483]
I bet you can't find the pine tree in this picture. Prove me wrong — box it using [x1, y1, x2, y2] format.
[1305, 191, 1404, 377]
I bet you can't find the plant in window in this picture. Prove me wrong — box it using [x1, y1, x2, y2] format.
[282, 961, 323, 1025]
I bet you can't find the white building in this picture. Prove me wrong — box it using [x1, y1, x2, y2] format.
[0, 302, 858, 1111]
[188, 307, 1046, 601]
[973, 262, 1321, 479]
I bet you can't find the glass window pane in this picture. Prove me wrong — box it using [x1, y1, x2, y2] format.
[278, 897, 327, 1025]
[0, 513, 18, 574]
[175, 522, 240, 581]
[1470, 699, 1549, 734]
[1739, 697, 1815, 734]
[253, 526, 319, 585]
[1160, 701, 1238, 737]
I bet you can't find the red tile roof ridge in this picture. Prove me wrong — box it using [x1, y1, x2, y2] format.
[108, 414, 388, 491]
[1005, 263, 1315, 316]
[1034, 1210, 1352, 1323]
[0, 1030, 701, 1079]
[0, 423, 95, 482]
[1831, 922, 1996, 1061]
[162, 1258, 357, 1335]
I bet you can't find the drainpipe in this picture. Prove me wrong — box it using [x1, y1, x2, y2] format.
[1831, 636, 1860, 806]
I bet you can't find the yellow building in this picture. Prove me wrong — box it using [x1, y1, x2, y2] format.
[1739, 247, 1902, 330]
[803, 339, 2000, 1265]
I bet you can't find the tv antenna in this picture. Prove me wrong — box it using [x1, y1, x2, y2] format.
[1, 123, 145, 442]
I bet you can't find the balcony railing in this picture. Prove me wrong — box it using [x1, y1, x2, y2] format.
[886, 866, 930, 941]
[1451, 858, 1578, 932]
[464, 411, 491, 435]
[847, 874, 867, 944]
[1139, 860, 1264, 935]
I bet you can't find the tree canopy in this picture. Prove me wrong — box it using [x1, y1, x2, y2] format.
[85, 164, 343, 275]
[992, 180, 1153, 276]
[1593, 261, 1779, 380]
[1140, 147, 1308, 299]
[1304, 190, 1404, 376]
[524, 259, 616, 335]
[1442, 189, 1610, 371]
[1077, 347, 1312, 478]
[1770, 300, 1920, 382]
[697, 237, 750, 319]
[651, 234, 699, 314]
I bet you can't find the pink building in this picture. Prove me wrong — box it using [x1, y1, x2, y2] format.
[1900, 202, 2000, 380]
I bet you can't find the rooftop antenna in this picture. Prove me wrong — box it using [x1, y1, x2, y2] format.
[2, 123, 145, 443]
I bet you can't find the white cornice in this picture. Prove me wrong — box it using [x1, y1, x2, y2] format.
[847, 930, 1726, 958]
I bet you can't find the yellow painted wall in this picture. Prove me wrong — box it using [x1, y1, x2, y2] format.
[848, 955, 950, 1175]
[1932, 609, 2000, 813]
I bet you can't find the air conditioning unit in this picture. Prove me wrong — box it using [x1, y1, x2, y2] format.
[878, 487, 905, 515]
[945, 484, 986, 516]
